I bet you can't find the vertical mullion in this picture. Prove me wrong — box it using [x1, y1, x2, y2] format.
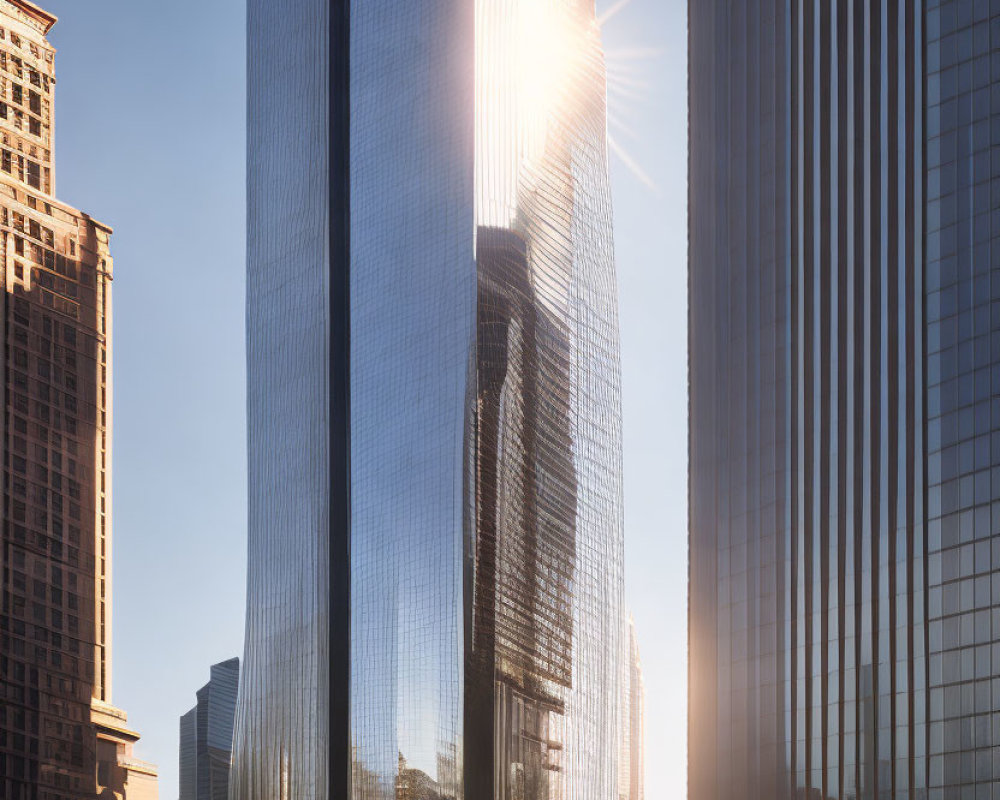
[329, 0, 351, 797]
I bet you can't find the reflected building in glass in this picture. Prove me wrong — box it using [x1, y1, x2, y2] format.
[231, 1, 624, 799]
[618, 614, 644, 800]
[690, 2, 1000, 799]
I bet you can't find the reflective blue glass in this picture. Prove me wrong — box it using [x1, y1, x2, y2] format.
[234, 2, 625, 798]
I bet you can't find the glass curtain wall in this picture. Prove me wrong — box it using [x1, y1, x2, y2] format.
[689, 2, 925, 799]
[236, 2, 624, 799]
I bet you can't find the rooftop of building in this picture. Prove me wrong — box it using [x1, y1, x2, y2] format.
[5, 0, 56, 34]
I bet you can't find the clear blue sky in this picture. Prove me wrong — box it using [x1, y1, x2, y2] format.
[43, 1, 687, 798]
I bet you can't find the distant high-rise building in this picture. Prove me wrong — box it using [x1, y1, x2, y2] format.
[178, 658, 238, 800]
[178, 708, 197, 800]
[231, 1, 625, 798]
[0, 2, 157, 798]
[619, 614, 644, 800]
[690, 2, 1000, 799]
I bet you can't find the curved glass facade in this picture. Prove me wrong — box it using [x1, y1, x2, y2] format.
[233, 1, 624, 799]
[349, 1, 474, 795]
[233, 1, 337, 798]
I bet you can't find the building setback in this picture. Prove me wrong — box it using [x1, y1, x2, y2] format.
[690, 2, 998, 799]
[0, 2, 157, 798]
[232, 0, 625, 798]
[178, 657, 238, 800]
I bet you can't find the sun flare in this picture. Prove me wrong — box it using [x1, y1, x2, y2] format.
[475, 0, 593, 227]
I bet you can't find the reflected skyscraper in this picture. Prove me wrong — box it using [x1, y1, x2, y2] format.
[690, 2, 999, 799]
[232, 1, 624, 799]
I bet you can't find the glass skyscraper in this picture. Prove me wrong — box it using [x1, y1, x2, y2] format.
[690, 2, 1000, 799]
[179, 657, 239, 800]
[231, 2, 625, 799]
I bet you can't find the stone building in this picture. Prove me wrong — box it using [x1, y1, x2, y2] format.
[0, 2, 157, 798]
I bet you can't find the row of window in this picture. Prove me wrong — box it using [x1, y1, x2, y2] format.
[0, 78, 45, 115]
[4, 532, 86, 579]
[11, 297, 88, 351]
[8, 374, 81, 414]
[4, 618, 88, 669]
[9, 268, 87, 318]
[9, 415, 82, 462]
[7, 209, 55, 247]
[0, 667, 90, 727]
[32, 268, 81, 302]
[8, 456, 82, 499]
[9, 408, 81, 453]
[6, 547, 82, 586]
[0, 48, 50, 90]
[6, 505, 86, 567]
[10, 355, 79, 393]
[0, 145, 46, 191]
[0, 102, 44, 139]
[0, 25, 52, 67]
[5, 595, 80, 637]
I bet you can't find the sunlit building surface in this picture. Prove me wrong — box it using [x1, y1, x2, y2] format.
[618, 615, 644, 800]
[690, 2, 1000, 799]
[0, 2, 157, 798]
[179, 657, 239, 800]
[232, 0, 624, 798]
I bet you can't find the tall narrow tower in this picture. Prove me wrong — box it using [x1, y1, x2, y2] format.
[619, 614, 644, 800]
[0, 3, 157, 798]
[233, 1, 625, 798]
